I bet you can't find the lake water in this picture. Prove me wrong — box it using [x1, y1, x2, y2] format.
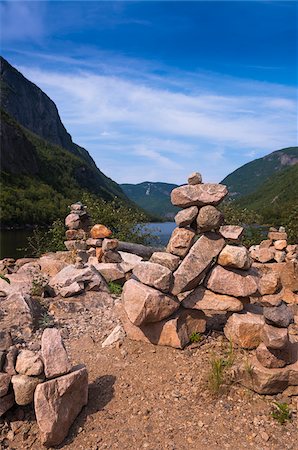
[0, 222, 176, 259]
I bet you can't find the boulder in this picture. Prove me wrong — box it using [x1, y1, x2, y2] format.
[102, 325, 125, 348]
[15, 350, 43, 376]
[117, 304, 206, 349]
[206, 265, 258, 297]
[150, 252, 180, 272]
[171, 183, 228, 208]
[224, 312, 265, 349]
[256, 343, 290, 369]
[0, 373, 11, 397]
[219, 225, 244, 242]
[172, 232, 225, 295]
[274, 240, 287, 251]
[218, 245, 251, 270]
[263, 303, 294, 328]
[187, 172, 202, 185]
[11, 374, 42, 405]
[175, 206, 198, 227]
[0, 393, 14, 417]
[93, 263, 125, 282]
[39, 256, 68, 277]
[133, 262, 173, 292]
[34, 365, 88, 447]
[238, 356, 298, 394]
[182, 286, 243, 312]
[122, 279, 179, 326]
[196, 205, 224, 232]
[49, 264, 109, 296]
[268, 231, 287, 241]
[261, 324, 288, 350]
[41, 328, 71, 379]
[166, 227, 196, 258]
[60, 281, 84, 298]
[102, 250, 122, 264]
[102, 238, 119, 252]
[90, 224, 112, 239]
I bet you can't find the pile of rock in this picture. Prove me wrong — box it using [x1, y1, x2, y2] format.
[250, 227, 297, 264]
[0, 328, 88, 447]
[120, 172, 258, 348]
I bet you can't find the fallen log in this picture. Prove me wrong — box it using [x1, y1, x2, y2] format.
[118, 241, 164, 259]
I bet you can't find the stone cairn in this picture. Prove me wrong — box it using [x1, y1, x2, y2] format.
[119, 172, 298, 394]
[250, 227, 297, 264]
[0, 328, 88, 447]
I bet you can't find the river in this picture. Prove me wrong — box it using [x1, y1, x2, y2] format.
[0, 222, 176, 259]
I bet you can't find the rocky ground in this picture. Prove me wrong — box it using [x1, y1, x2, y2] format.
[1, 291, 297, 450]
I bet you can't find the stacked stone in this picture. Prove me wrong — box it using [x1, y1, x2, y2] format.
[120, 172, 260, 349]
[250, 227, 297, 264]
[64, 202, 90, 267]
[0, 328, 88, 447]
[88, 224, 123, 264]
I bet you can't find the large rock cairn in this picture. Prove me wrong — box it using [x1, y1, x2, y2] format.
[120, 172, 256, 349]
[0, 328, 88, 447]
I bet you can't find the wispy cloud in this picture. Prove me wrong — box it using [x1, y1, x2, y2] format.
[0, 2, 46, 42]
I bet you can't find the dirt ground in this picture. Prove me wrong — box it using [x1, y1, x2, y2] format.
[1, 292, 297, 450]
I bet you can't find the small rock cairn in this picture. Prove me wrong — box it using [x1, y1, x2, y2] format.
[250, 227, 297, 264]
[64, 201, 123, 266]
[0, 328, 88, 447]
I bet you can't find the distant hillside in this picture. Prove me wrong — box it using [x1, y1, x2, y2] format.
[0, 57, 134, 226]
[121, 182, 179, 220]
[221, 147, 298, 198]
[236, 163, 298, 224]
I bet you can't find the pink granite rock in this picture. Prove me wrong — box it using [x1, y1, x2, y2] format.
[218, 245, 251, 270]
[34, 366, 88, 447]
[166, 227, 196, 258]
[41, 328, 71, 379]
[187, 172, 202, 185]
[0, 373, 11, 397]
[11, 374, 43, 405]
[175, 206, 198, 227]
[171, 183, 228, 208]
[196, 205, 224, 232]
[261, 324, 288, 350]
[256, 343, 290, 368]
[133, 262, 173, 292]
[206, 265, 258, 297]
[219, 225, 244, 241]
[149, 252, 180, 272]
[15, 350, 43, 376]
[182, 286, 243, 312]
[224, 312, 265, 349]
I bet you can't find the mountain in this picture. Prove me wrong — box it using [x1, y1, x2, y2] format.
[221, 147, 298, 198]
[0, 57, 132, 226]
[121, 182, 179, 220]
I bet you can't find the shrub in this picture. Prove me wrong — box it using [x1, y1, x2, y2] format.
[271, 402, 292, 425]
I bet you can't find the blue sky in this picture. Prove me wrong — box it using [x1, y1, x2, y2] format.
[1, 1, 297, 184]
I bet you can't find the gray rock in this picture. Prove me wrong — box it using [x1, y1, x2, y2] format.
[263, 303, 294, 328]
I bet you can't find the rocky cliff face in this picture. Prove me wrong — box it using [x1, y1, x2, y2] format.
[0, 56, 94, 166]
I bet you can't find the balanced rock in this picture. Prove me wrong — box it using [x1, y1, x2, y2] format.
[171, 183, 228, 208]
[261, 324, 288, 350]
[150, 252, 180, 272]
[0, 373, 11, 397]
[268, 231, 287, 241]
[263, 303, 294, 328]
[196, 205, 224, 232]
[206, 265, 258, 297]
[15, 350, 43, 376]
[90, 224, 112, 239]
[133, 262, 173, 293]
[34, 366, 88, 447]
[219, 225, 244, 241]
[172, 232, 225, 295]
[274, 240, 287, 251]
[175, 206, 198, 227]
[86, 238, 103, 247]
[166, 227, 196, 258]
[11, 374, 42, 405]
[102, 238, 118, 252]
[224, 312, 265, 349]
[218, 245, 251, 270]
[188, 172, 202, 185]
[182, 286, 243, 312]
[65, 213, 80, 230]
[256, 343, 290, 369]
[41, 328, 71, 379]
[122, 279, 179, 326]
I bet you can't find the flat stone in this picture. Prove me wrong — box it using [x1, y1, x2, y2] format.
[41, 328, 71, 379]
[182, 286, 243, 312]
[172, 232, 225, 295]
[171, 183, 228, 208]
[102, 250, 122, 263]
[187, 172, 202, 185]
[15, 350, 43, 376]
[268, 231, 288, 241]
[254, 293, 283, 307]
[0, 392, 14, 417]
[117, 304, 206, 349]
[256, 343, 289, 368]
[274, 240, 287, 251]
[11, 374, 42, 405]
[263, 303, 294, 328]
[133, 262, 173, 292]
[64, 240, 87, 251]
[261, 324, 288, 349]
[175, 206, 198, 227]
[102, 325, 125, 348]
[86, 238, 103, 247]
[224, 312, 265, 349]
[238, 355, 298, 394]
[90, 224, 112, 239]
[93, 263, 125, 282]
[196, 205, 224, 232]
[219, 225, 244, 241]
[166, 227, 196, 258]
[65, 229, 87, 240]
[122, 279, 179, 326]
[0, 373, 11, 397]
[150, 252, 180, 272]
[34, 366, 88, 447]
[218, 245, 251, 270]
[206, 265, 258, 297]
